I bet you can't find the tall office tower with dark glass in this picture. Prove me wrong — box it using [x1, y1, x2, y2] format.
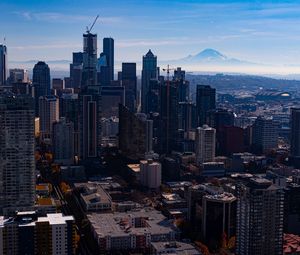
[147, 79, 161, 113]
[79, 86, 101, 161]
[119, 104, 153, 160]
[0, 45, 7, 86]
[141, 50, 158, 113]
[173, 67, 189, 102]
[32, 61, 50, 116]
[158, 81, 179, 154]
[122, 63, 137, 112]
[0, 95, 35, 215]
[70, 52, 83, 89]
[196, 85, 216, 127]
[236, 177, 284, 255]
[290, 108, 300, 166]
[103, 37, 114, 81]
[82, 32, 98, 88]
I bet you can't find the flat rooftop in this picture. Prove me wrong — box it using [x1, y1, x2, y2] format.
[151, 241, 201, 255]
[88, 208, 179, 238]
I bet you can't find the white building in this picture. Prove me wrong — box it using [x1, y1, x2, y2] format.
[140, 159, 161, 189]
[195, 125, 216, 165]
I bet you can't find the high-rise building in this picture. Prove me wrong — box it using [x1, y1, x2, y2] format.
[119, 104, 153, 160]
[103, 37, 114, 82]
[290, 108, 300, 166]
[52, 78, 64, 90]
[32, 61, 51, 115]
[252, 116, 278, 153]
[0, 95, 35, 215]
[141, 50, 158, 113]
[79, 87, 101, 160]
[0, 45, 7, 86]
[218, 126, 244, 156]
[39, 95, 59, 140]
[195, 125, 216, 165]
[202, 192, 236, 249]
[82, 32, 98, 88]
[146, 79, 161, 114]
[178, 101, 197, 132]
[196, 85, 216, 126]
[122, 63, 137, 112]
[0, 211, 76, 255]
[158, 81, 179, 154]
[101, 86, 125, 118]
[236, 177, 284, 255]
[53, 118, 74, 165]
[70, 52, 83, 89]
[173, 67, 189, 102]
[140, 159, 162, 189]
[207, 108, 234, 132]
[9, 68, 29, 83]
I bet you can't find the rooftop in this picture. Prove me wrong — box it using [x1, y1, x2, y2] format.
[87, 208, 179, 238]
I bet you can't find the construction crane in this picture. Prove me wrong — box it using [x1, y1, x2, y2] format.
[86, 15, 99, 34]
[162, 65, 176, 153]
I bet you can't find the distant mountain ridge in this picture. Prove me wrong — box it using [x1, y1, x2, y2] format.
[168, 48, 257, 66]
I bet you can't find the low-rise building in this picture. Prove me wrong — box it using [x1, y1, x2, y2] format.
[151, 241, 202, 255]
[74, 182, 112, 212]
[88, 208, 180, 252]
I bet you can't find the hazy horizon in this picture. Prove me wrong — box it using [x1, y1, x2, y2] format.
[2, 0, 300, 76]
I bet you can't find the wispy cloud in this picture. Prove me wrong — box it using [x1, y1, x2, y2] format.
[13, 11, 122, 24]
[10, 43, 82, 50]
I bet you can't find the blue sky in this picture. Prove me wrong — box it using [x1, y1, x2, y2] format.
[2, 0, 300, 67]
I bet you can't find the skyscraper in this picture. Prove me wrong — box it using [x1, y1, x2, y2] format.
[141, 50, 158, 113]
[103, 37, 114, 82]
[53, 118, 75, 165]
[0, 45, 7, 86]
[82, 32, 98, 88]
[70, 52, 83, 89]
[39, 95, 59, 140]
[9, 68, 29, 83]
[101, 86, 125, 118]
[195, 125, 216, 165]
[196, 85, 216, 126]
[252, 116, 278, 153]
[32, 61, 50, 115]
[158, 80, 179, 154]
[119, 104, 153, 160]
[236, 177, 284, 255]
[0, 95, 35, 215]
[122, 62, 137, 112]
[290, 108, 300, 166]
[79, 87, 102, 160]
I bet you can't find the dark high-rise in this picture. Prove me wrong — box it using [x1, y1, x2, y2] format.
[290, 108, 300, 166]
[70, 52, 83, 89]
[82, 32, 98, 88]
[122, 63, 137, 112]
[119, 104, 153, 160]
[32, 61, 51, 115]
[141, 50, 158, 113]
[79, 87, 101, 160]
[236, 177, 284, 255]
[103, 37, 114, 81]
[0, 95, 35, 215]
[196, 85, 216, 126]
[158, 81, 179, 154]
[0, 45, 7, 86]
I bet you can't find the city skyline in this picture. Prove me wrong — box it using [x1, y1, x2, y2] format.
[2, 0, 300, 75]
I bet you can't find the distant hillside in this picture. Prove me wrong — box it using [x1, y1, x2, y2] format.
[187, 73, 300, 93]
